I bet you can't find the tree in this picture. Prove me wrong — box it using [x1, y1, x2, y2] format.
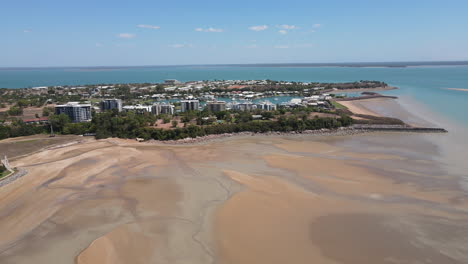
[7, 107, 23, 116]
[0, 125, 10, 140]
[49, 114, 71, 133]
[16, 99, 29, 108]
[42, 107, 53, 117]
[261, 112, 274, 119]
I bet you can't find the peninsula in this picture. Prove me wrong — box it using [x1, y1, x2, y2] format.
[0, 79, 445, 143]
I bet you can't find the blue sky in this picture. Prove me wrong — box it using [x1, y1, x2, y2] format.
[1, 0, 468, 67]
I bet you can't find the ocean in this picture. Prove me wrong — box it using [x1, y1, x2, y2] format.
[1, 65, 468, 127]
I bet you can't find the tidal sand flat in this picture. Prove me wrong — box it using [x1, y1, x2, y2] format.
[445, 88, 468, 92]
[340, 97, 436, 127]
[1, 133, 468, 264]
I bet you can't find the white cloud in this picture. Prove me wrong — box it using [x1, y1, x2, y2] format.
[274, 45, 289, 49]
[23, 29, 31, 33]
[117, 33, 136, 39]
[169, 44, 193, 48]
[195, 27, 224, 32]
[249, 25, 268, 31]
[278, 24, 297, 30]
[206, 27, 224, 32]
[313, 24, 321, 28]
[278, 30, 288, 35]
[246, 44, 258, 49]
[137, 24, 160, 29]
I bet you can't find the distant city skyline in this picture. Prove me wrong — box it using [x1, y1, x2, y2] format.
[2, 0, 468, 67]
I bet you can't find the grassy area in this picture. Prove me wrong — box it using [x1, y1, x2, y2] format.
[0, 169, 11, 179]
[0, 134, 81, 160]
[14, 139, 39, 144]
[331, 101, 348, 110]
[88, 98, 102, 104]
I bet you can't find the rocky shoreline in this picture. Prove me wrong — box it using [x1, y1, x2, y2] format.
[0, 168, 28, 188]
[150, 127, 367, 145]
[146, 124, 448, 146]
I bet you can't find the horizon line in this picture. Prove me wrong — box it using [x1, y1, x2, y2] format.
[1, 60, 468, 70]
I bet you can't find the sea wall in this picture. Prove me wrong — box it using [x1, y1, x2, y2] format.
[352, 124, 448, 133]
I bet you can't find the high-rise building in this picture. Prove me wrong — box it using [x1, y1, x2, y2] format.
[122, 105, 151, 114]
[100, 99, 123, 112]
[55, 102, 92, 123]
[206, 101, 227, 112]
[233, 102, 257, 111]
[256, 101, 277, 111]
[180, 100, 200, 112]
[152, 103, 175, 115]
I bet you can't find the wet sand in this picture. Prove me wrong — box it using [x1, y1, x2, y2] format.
[445, 88, 468, 92]
[0, 134, 83, 161]
[329, 86, 397, 94]
[340, 98, 435, 127]
[0, 132, 468, 264]
[339, 98, 383, 116]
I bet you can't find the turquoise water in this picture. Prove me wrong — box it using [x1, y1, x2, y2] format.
[1, 66, 467, 126]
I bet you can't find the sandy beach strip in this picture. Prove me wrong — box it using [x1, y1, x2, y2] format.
[444, 88, 468, 92]
[338, 98, 384, 116]
[328, 86, 397, 94]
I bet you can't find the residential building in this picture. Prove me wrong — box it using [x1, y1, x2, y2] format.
[100, 99, 123, 112]
[160, 104, 175, 115]
[122, 104, 151, 114]
[152, 103, 175, 115]
[206, 101, 226, 112]
[201, 94, 215, 100]
[55, 102, 92, 123]
[233, 102, 257, 111]
[180, 100, 200, 112]
[164, 79, 181, 85]
[22, 117, 49, 124]
[256, 101, 277, 111]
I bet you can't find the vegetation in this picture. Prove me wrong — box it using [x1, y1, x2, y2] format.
[0, 164, 11, 179]
[0, 79, 392, 142]
[330, 101, 347, 110]
[7, 107, 23, 116]
[352, 114, 405, 125]
[0, 102, 356, 142]
[0, 120, 48, 140]
[89, 110, 353, 141]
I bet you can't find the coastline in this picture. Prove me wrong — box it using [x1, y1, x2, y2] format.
[0, 120, 467, 263]
[444, 88, 468, 92]
[328, 86, 397, 94]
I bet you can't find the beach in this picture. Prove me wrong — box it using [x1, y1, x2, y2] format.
[328, 86, 397, 94]
[0, 125, 467, 264]
[445, 88, 468, 92]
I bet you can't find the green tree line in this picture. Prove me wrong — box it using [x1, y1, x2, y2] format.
[0, 110, 353, 141]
